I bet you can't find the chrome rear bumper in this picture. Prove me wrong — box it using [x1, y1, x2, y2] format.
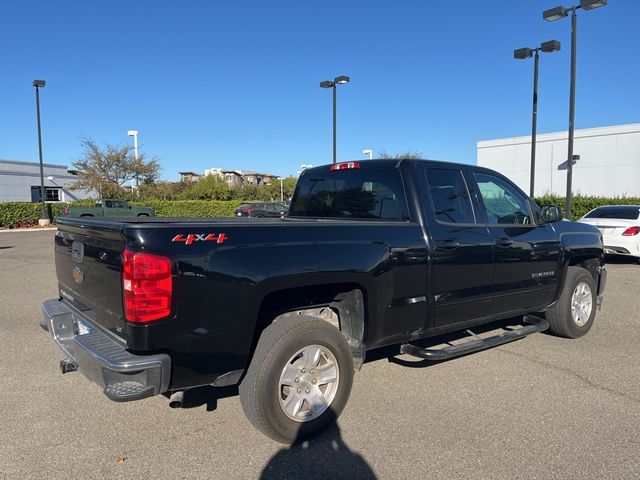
[41, 299, 171, 402]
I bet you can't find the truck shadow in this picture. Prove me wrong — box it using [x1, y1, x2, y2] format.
[260, 421, 377, 480]
[179, 385, 238, 411]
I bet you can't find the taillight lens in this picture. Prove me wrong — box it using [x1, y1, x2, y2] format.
[63, 207, 69, 215]
[122, 249, 173, 323]
[330, 161, 360, 171]
[622, 226, 640, 236]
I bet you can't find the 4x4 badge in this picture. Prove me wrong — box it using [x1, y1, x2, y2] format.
[171, 233, 228, 245]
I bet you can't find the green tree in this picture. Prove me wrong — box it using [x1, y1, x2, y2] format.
[181, 174, 231, 200]
[378, 150, 423, 159]
[139, 181, 190, 200]
[71, 138, 161, 198]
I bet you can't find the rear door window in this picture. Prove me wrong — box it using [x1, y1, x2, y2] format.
[426, 168, 475, 224]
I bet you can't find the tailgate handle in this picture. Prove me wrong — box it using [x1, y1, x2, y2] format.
[495, 238, 514, 247]
[436, 240, 460, 250]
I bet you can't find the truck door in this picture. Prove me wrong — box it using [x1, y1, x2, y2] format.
[468, 170, 559, 313]
[421, 166, 494, 329]
[107, 201, 131, 217]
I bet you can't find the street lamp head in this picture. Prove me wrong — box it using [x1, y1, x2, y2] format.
[580, 0, 607, 10]
[127, 130, 138, 137]
[33, 80, 46, 88]
[543, 5, 569, 21]
[320, 80, 334, 88]
[334, 75, 350, 85]
[514, 47, 533, 59]
[540, 39, 561, 53]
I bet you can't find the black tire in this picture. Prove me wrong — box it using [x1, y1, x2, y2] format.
[546, 266, 597, 338]
[239, 315, 354, 444]
[80, 214, 93, 217]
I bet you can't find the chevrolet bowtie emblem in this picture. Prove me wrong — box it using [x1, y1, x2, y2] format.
[72, 266, 85, 284]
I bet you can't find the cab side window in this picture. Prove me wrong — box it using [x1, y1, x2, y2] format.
[474, 173, 532, 225]
[426, 168, 475, 224]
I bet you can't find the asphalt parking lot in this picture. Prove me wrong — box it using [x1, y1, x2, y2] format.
[1, 229, 639, 480]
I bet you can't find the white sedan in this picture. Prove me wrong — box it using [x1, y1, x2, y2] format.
[578, 205, 640, 262]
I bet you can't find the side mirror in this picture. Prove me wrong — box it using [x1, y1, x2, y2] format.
[540, 204, 563, 223]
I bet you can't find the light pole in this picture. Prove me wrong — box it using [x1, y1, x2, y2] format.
[33, 80, 48, 224]
[127, 130, 139, 194]
[362, 149, 373, 160]
[543, 0, 607, 218]
[320, 75, 350, 164]
[277, 177, 284, 202]
[514, 40, 561, 198]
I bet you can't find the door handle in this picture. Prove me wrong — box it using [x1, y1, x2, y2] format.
[495, 238, 514, 247]
[436, 240, 460, 250]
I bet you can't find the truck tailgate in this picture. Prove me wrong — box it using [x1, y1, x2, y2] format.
[55, 220, 127, 341]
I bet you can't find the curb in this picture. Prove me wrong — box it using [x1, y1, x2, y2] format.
[0, 227, 57, 233]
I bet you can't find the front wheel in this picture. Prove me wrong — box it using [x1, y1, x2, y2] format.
[239, 315, 354, 443]
[546, 266, 597, 338]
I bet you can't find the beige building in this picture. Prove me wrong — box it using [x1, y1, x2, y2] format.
[477, 123, 640, 197]
[178, 171, 202, 183]
[203, 167, 277, 188]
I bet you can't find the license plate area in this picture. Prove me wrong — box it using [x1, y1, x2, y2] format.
[75, 318, 93, 336]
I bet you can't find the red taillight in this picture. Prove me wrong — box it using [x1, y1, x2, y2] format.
[622, 226, 640, 236]
[63, 207, 69, 215]
[330, 161, 360, 171]
[244, 209, 254, 215]
[122, 249, 173, 323]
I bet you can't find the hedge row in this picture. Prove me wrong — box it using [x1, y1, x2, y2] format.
[2, 195, 639, 228]
[534, 195, 640, 221]
[0, 200, 243, 228]
[135, 200, 242, 218]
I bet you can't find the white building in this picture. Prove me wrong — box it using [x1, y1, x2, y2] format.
[0, 159, 93, 202]
[477, 123, 640, 197]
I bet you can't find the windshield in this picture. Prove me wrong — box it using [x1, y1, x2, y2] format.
[289, 168, 409, 221]
[584, 206, 640, 220]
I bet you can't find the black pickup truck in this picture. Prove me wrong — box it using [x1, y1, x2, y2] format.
[41, 159, 607, 443]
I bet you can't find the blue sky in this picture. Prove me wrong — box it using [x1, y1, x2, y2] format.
[1, 1, 638, 180]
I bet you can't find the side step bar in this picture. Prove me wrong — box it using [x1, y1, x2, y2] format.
[400, 315, 549, 361]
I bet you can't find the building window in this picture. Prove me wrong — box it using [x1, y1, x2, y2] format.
[31, 186, 61, 202]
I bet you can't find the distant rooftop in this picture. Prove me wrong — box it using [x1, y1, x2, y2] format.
[0, 158, 69, 169]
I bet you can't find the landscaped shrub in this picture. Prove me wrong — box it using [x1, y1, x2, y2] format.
[0, 199, 243, 228]
[2, 195, 639, 228]
[131, 200, 242, 218]
[534, 195, 640, 221]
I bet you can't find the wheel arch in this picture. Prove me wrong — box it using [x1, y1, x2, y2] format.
[256, 283, 368, 368]
[568, 255, 601, 284]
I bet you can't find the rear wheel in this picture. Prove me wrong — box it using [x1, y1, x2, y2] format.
[546, 266, 597, 338]
[239, 315, 354, 443]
